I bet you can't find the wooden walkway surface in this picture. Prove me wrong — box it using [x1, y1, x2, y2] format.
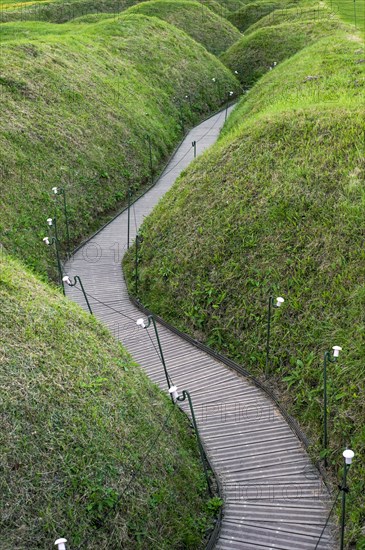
[65, 109, 335, 549]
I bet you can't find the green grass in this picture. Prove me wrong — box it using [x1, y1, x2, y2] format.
[227, 0, 301, 32]
[123, 26, 365, 547]
[0, 0, 138, 22]
[0, 13, 239, 279]
[244, 4, 336, 33]
[125, 0, 242, 55]
[0, 252, 220, 549]
[221, 19, 345, 88]
[0, 0, 237, 23]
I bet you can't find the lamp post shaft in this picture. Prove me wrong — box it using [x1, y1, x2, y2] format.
[75, 276, 93, 315]
[340, 463, 348, 550]
[62, 189, 71, 258]
[147, 135, 153, 184]
[192, 141, 196, 158]
[135, 235, 139, 296]
[127, 188, 131, 250]
[150, 316, 171, 390]
[178, 390, 212, 496]
[52, 217, 64, 295]
[323, 351, 329, 467]
[265, 296, 273, 378]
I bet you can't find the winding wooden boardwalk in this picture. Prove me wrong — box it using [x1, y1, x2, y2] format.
[65, 110, 335, 549]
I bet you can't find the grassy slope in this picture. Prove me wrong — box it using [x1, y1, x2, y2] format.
[244, 4, 336, 33]
[0, 0, 232, 22]
[0, 14, 239, 278]
[0, 0, 138, 23]
[221, 19, 344, 87]
[227, 0, 301, 32]
[125, 0, 241, 55]
[124, 30, 365, 546]
[0, 253, 218, 549]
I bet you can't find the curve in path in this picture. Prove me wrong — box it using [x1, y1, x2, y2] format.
[65, 109, 334, 550]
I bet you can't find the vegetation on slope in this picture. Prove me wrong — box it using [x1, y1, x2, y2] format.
[0, 14, 239, 278]
[227, 0, 300, 32]
[221, 19, 344, 87]
[0, 0, 136, 23]
[125, 0, 241, 55]
[124, 30, 365, 546]
[0, 253, 218, 549]
[0, 0, 237, 22]
[244, 3, 335, 33]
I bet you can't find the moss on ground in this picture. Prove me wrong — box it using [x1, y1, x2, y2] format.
[125, 0, 241, 55]
[0, 253, 219, 549]
[0, 14, 239, 278]
[124, 26, 365, 547]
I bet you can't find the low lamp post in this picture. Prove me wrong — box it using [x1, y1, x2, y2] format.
[145, 134, 154, 184]
[63, 275, 93, 314]
[169, 385, 212, 495]
[127, 187, 132, 250]
[136, 316, 172, 391]
[43, 216, 64, 294]
[265, 295, 284, 378]
[192, 140, 197, 158]
[340, 449, 355, 550]
[323, 345, 342, 467]
[52, 187, 71, 258]
[134, 234, 143, 296]
[225, 91, 234, 121]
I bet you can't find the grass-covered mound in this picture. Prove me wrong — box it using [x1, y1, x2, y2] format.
[0, 0, 138, 23]
[125, 0, 241, 55]
[0, 252, 217, 549]
[123, 32, 365, 545]
[0, 0, 236, 22]
[0, 14, 239, 278]
[227, 0, 299, 32]
[244, 3, 335, 34]
[221, 19, 344, 88]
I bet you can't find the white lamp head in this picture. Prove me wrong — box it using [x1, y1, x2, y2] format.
[43, 237, 50, 245]
[229, 91, 234, 96]
[212, 77, 216, 82]
[343, 449, 354, 465]
[169, 385, 179, 401]
[136, 318, 146, 328]
[54, 539, 67, 550]
[275, 297, 284, 307]
[62, 275, 72, 286]
[332, 345, 342, 358]
[234, 70, 238, 74]
[273, 61, 277, 66]
[47, 218, 53, 226]
[52, 187, 58, 194]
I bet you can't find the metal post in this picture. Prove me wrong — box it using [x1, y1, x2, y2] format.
[52, 218, 64, 295]
[146, 134, 153, 183]
[135, 234, 140, 296]
[323, 351, 329, 467]
[192, 140, 196, 158]
[179, 103, 184, 133]
[127, 187, 131, 250]
[148, 315, 171, 390]
[74, 276, 93, 315]
[353, 0, 357, 28]
[177, 390, 212, 496]
[61, 189, 71, 258]
[340, 463, 348, 550]
[265, 296, 273, 378]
